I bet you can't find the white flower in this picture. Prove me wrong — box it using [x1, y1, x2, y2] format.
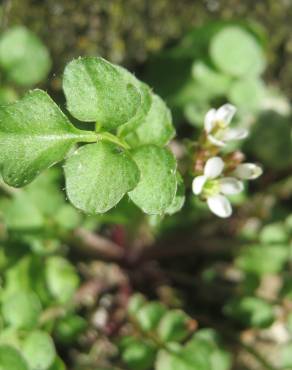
[204, 104, 248, 147]
[232, 163, 263, 180]
[192, 157, 244, 218]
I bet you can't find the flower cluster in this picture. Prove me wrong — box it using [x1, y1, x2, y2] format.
[192, 104, 262, 218]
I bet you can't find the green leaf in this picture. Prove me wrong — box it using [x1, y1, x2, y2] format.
[55, 315, 87, 344]
[0, 89, 96, 187]
[114, 65, 152, 136]
[24, 168, 64, 217]
[236, 244, 289, 275]
[48, 358, 66, 370]
[225, 296, 274, 328]
[64, 142, 140, 213]
[135, 302, 167, 331]
[2, 290, 42, 329]
[245, 111, 292, 170]
[259, 223, 288, 244]
[45, 256, 79, 303]
[156, 341, 210, 370]
[22, 331, 56, 370]
[129, 145, 177, 214]
[165, 172, 185, 215]
[210, 26, 266, 77]
[228, 78, 265, 111]
[281, 343, 292, 368]
[0, 86, 18, 105]
[121, 339, 156, 370]
[157, 310, 191, 343]
[0, 345, 28, 370]
[124, 94, 175, 147]
[128, 294, 147, 316]
[54, 204, 82, 230]
[191, 60, 232, 97]
[0, 26, 51, 86]
[63, 57, 141, 128]
[2, 192, 44, 230]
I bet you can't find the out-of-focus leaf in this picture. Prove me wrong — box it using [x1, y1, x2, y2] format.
[236, 244, 289, 275]
[45, 256, 79, 303]
[210, 26, 266, 77]
[121, 338, 156, 370]
[0, 26, 51, 86]
[259, 223, 288, 244]
[135, 302, 167, 331]
[22, 331, 56, 370]
[2, 290, 41, 329]
[157, 310, 191, 343]
[228, 78, 266, 111]
[225, 296, 274, 328]
[0, 345, 29, 370]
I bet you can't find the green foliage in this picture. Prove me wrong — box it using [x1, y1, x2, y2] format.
[157, 310, 191, 342]
[124, 94, 175, 147]
[2, 291, 42, 329]
[146, 21, 268, 126]
[120, 338, 156, 370]
[225, 296, 275, 328]
[0, 89, 96, 187]
[64, 142, 140, 214]
[124, 296, 229, 370]
[209, 26, 266, 77]
[0, 26, 51, 86]
[22, 331, 56, 370]
[0, 345, 29, 370]
[128, 146, 177, 214]
[45, 256, 79, 303]
[63, 57, 141, 128]
[236, 244, 289, 275]
[0, 56, 179, 216]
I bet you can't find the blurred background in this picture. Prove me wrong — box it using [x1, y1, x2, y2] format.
[0, 1, 292, 370]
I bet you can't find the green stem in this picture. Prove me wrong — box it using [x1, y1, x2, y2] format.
[78, 130, 130, 150]
[97, 132, 130, 150]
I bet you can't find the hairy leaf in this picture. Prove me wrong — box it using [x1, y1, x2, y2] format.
[124, 94, 175, 147]
[0, 90, 96, 187]
[129, 145, 177, 214]
[64, 142, 140, 213]
[63, 57, 141, 128]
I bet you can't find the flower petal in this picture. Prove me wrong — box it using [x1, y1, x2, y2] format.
[207, 194, 232, 218]
[215, 104, 236, 126]
[233, 163, 263, 180]
[221, 128, 249, 142]
[219, 177, 244, 195]
[204, 108, 216, 133]
[207, 134, 226, 147]
[192, 175, 207, 195]
[204, 157, 224, 179]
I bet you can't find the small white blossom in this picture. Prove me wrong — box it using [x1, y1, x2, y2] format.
[204, 104, 248, 147]
[232, 163, 263, 180]
[192, 157, 244, 218]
